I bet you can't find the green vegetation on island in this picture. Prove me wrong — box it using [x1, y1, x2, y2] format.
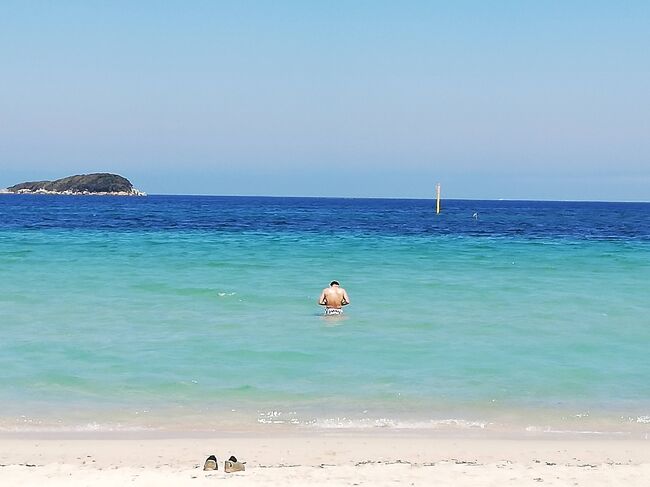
[3, 173, 145, 196]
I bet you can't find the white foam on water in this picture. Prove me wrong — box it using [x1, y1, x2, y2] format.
[0, 421, 155, 433]
[524, 425, 629, 436]
[307, 417, 489, 430]
[257, 410, 300, 425]
[255, 409, 491, 430]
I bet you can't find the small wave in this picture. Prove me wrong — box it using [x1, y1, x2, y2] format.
[0, 250, 32, 257]
[257, 410, 300, 425]
[0, 420, 155, 433]
[524, 426, 629, 436]
[307, 417, 489, 430]
[131, 283, 226, 298]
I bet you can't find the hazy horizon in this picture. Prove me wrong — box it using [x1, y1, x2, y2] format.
[2, 1, 649, 201]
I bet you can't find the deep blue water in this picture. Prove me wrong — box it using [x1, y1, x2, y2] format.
[2, 195, 649, 239]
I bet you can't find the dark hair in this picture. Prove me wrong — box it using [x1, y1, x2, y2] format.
[330, 280, 340, 286]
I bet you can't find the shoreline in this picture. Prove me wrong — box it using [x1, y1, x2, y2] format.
[1, 415, 648, 442]
[2, 403, 648, 440]
[0, 189, 146, 196]
[1, 432, 648, 486]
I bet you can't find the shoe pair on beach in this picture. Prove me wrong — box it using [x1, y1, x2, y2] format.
[203, 455, 245, 472]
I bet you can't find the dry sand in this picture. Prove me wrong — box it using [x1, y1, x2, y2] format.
[1, 432, 649, 486]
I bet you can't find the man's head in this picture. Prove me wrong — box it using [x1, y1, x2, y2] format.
[330, 280, 340, 287]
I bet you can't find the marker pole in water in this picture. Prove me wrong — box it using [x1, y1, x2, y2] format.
[435, 183, 441, 214]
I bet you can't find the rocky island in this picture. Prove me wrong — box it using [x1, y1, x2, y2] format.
[2, 173, 146, 196]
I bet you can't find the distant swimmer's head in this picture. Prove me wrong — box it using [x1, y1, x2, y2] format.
[330, 280, 340, 287]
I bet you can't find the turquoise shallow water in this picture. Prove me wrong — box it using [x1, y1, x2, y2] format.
[1, 196, 649, 434]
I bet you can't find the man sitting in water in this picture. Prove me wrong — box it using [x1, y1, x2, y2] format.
[318, 281, 350, 315]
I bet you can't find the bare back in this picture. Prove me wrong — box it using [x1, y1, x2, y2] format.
[319, 286, 350, 309]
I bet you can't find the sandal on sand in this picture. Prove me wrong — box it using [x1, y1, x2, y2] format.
[224, 455, 245, 473]
[203, 455, 218, 471]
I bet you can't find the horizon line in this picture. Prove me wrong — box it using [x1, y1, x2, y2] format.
[145, 193, 650, 204]
[2, 190, 648, 204]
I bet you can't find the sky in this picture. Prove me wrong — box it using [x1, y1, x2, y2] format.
[1, 1, 649, 200]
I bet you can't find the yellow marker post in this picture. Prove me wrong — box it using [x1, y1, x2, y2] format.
[435, 183, 441, 214]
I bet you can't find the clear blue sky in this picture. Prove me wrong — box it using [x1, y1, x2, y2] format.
[1, 1, 648, 200]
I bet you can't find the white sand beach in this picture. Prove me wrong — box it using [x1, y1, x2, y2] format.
[1, 432, 649, 486]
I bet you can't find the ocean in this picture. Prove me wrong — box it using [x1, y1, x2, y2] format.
[1, 195, 649, 436]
